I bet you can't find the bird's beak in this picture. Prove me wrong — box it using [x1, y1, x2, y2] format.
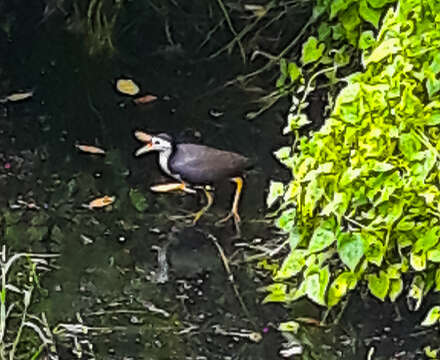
[135, 142, 152, 156]
[134, 131, 152, 143]
[134, 130, 153, 156]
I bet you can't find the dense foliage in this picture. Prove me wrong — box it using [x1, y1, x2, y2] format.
[267, 0, 440, 321]
[274, 0, 398, 136]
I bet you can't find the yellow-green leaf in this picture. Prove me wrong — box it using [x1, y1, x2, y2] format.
[328, 272, 357, 307]
[263, 283, 287, 303]
[421, 306, 440, 327]
[410, 252, 426, 271]
[364, 38, 400, 65]
[389, 278, 403, 302]
[359, 0, 382, 28]
[301, 36, 325, 65]
[267, 181, 284, 208]
[116, 79, 140, 95]
[278, 321, 300, 333]
[338, 232, 365, 271]
[275, 250, 307, 280]
[367, 271, 389, 301]
[308, 226, 336, 253]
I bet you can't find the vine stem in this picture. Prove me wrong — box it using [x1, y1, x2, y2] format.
[210, 1, 277, 62]
[296, 65, 337, 116]
[225, 14, 319, 87]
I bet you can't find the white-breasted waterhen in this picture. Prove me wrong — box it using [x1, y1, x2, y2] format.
[134, 130, 250, 234]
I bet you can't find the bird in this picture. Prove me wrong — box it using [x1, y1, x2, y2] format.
[134, 130, 250, 235]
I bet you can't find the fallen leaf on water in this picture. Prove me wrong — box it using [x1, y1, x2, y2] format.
[75, 144, 106, 155]
[116, 79, 140, 95]
[0, 90, 34, 103]
[16, 199, 41, 210]
[88, 195, 115, 209]
[151, 183, 196, 194]
[80, 234, 94, 245]
[294, 317, 323, 326]
[133, 94, 158, 104]
[134, 131, 152, 143]
[150, 183, 184, 192]
[243, 4, 266, 17]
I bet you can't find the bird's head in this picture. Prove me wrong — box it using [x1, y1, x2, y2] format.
[134, 131, 173, 156]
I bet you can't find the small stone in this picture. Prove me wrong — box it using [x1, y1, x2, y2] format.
[209, 109, 224, 118]
[130, 316, 142, 324]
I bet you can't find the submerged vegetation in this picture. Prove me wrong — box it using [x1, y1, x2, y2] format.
[0, 247, 58, 359]
[267, 0, 440, 333]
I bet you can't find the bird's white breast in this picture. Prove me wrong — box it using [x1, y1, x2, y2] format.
[159, 150, 182, 181]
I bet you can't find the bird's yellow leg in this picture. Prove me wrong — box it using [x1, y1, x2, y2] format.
[192, 188, 214, 224]
[216, 177, 243, 234]
[167, 186, 213, 223]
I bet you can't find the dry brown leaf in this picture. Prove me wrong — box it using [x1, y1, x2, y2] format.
[116, 79, 140, 96]
[88, 195, 115, 209]
[0, 90, 34, 103]
[134, 131, 152, 143]
[150, 183, 184, 192]
[133, 94, 158, 104]
[294, 317, 323, 326]
[75, 144, 106, 155]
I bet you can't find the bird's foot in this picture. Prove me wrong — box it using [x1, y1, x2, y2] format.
[216, 211, 241, 237]
[172, 188, 213, 226]
[167, 210, 205, 226]
[216, 211, 240, 225]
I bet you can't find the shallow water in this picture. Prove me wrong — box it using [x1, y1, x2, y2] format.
[0, 6, 292, 358]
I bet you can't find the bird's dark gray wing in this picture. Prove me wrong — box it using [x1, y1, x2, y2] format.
[169, 144, 249, 184]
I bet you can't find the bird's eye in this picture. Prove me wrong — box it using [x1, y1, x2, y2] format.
[154, 140, 160, 145]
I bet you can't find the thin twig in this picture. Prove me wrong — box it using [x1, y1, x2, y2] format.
[269, 239, 290, 257]
[206, 233, 254, 325]
[214, 0, 246, 63]
[225, 15, 318, 87]
[343, 215, 366, 229]
[209, 3, 270, 61]
[296, 66, 337, 116]
[164, 18, 174, 45]
[198, 19, 225, 50]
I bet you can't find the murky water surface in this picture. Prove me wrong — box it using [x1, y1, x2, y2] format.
[1, 8, 291, 359]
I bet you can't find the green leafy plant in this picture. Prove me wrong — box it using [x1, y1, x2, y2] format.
[129, 188, 149, 212]
[0, 246, 58, 359]
[274, 0, 399, 130]
[267, 0, 440, 320]
[66, 0, 123, 55]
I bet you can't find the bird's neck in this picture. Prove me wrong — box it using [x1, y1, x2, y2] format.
[158, 148, 174, 177]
